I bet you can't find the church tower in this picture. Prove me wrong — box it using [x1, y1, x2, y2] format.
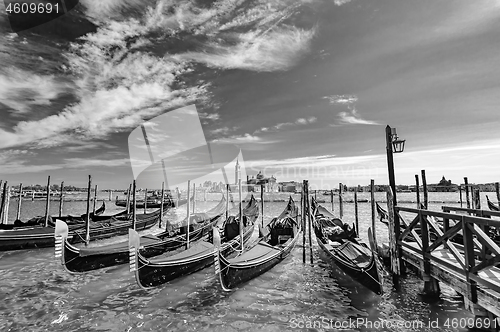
[235, 159, 240, 185]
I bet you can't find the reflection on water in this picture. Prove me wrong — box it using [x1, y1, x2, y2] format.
[0, 192, 489, 331]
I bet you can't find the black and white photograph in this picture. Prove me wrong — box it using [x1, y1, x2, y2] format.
[1, 0, 500, 331]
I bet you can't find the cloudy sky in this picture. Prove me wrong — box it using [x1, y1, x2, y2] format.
[0, 0, 499, 190]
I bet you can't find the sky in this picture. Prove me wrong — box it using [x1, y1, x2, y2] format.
[0, 0, 499, 190]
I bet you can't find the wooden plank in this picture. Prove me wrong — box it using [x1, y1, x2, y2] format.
[471, 255, 500, 274]
[470, 223, 500, 256]
[427, 215, 466, 269]
[397, 213, 422, 248]
[442, 206, 500, 218]
[427, 222, 462, 252]
[399, 207, 500, 227]
[471, 273, 500, 296]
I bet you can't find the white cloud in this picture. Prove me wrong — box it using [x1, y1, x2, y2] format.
[0, 68, 67, 114]
[336, 108, 380, 126]
[173, 26, 315, 72]
[324, 94, 358, 105]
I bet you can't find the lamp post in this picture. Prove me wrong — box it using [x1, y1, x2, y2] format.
[385, 125, 406, 289]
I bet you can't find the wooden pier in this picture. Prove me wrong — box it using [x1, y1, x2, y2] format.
[382, 190, 500, 329]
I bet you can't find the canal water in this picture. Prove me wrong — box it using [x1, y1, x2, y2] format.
[0, 191, 495, 331]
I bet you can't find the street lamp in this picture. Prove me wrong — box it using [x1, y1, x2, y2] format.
[389, 127, 406, 154]
[385, 124, 405, 289]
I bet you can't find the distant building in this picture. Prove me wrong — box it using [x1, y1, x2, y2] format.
[246, 171, 278, 192]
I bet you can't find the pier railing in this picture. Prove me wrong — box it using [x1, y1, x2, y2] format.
[395, 206, 500, 304]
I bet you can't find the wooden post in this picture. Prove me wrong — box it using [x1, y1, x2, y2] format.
[192, 184, 196, 215]
[85, 175, 91, 245]
[495, 182, 500, 205]
[260, 184, 264, 228]
[44, 176, 51, 227]
[306, 180, 313, 264]
[0, 182, 7, 224]
[159, 182, 165, 229]
[459, 185, 463, 208]
[462, 215, 478, 307]
[339, 183, 343, 219]
[239, 179, 243, 250]
[420, 209, 440, 295]
[226, 184, 229, 221]
[186, 181, 191, 250]
[16, 183, 23, 221]
[126, 184, 132, 214]
[58, 181, 64, 218]
[144, 188, 148, 214]
[3, 186, 10, 224]
[175, 187, 179, 208]
[473, 187, 481, 210]
[330, 189, 334, 212]
[109, 190, 112, 201]
[415, 175, 420, 209]
[132, 180, 137, 230]
[31, 190, 35, 201]
[354, 189, 359, 237]
[370, 180, 376, 249]
[464, 177, 471, 209]
[301, 185, 305, 263]
[93, 184, 98, 215]
[421, 170, 428, 210]
[314, 189, 317, 201]
[387, 186, 400, 289]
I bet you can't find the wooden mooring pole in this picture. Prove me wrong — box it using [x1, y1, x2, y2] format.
[370, 180, 377, 249]
[0, 182, 7, 224]
[261, 184, 264, 228]
[159, 182, 165, 229]
[415, 175, 420, 209]
[301, 185, 305, 263]
[226, 184, 229, 222]
[386, 186, 401, 290]
[464, 177, 471, 209]
[93, 185, 98, 215]
[186, 180, 191, 250]
[495, 182, 500, 205]
[305, 180, 313, 264]
[85, 175, 91, 246]
[58, 181, 64, 218]
[354, 190, 359, 237]
[239, 179, 243, 251]
[3, 186, 10, 224]
[126, 184, 132, 214]
[339, 183, 343, 219]
[459, 185, 463, 208]
[302, 181, 306, 263]
[421, 170, 428, 210]
[330, 189, 334, 212]
[16, 183, 22, 221]
[132, 180, 137, 230]
[44, 176, 51, 227]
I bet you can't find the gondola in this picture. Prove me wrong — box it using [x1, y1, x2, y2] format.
[56, 196, 225, 273]
[1, 207, 158, 251]
[214, 196, 300, 291]
[312, 198, 383, 294]
[487, 196, 500, 212]
[0, 201, 107, 230]
[129, 195, 259, 288]
[115, 196, 187, 209]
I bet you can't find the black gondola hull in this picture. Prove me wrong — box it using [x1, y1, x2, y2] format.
[62, 219, 211, 273]
[218, 232, 300, 290]
[316, 237, 382, 294]
[135, 225, 254, 288]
